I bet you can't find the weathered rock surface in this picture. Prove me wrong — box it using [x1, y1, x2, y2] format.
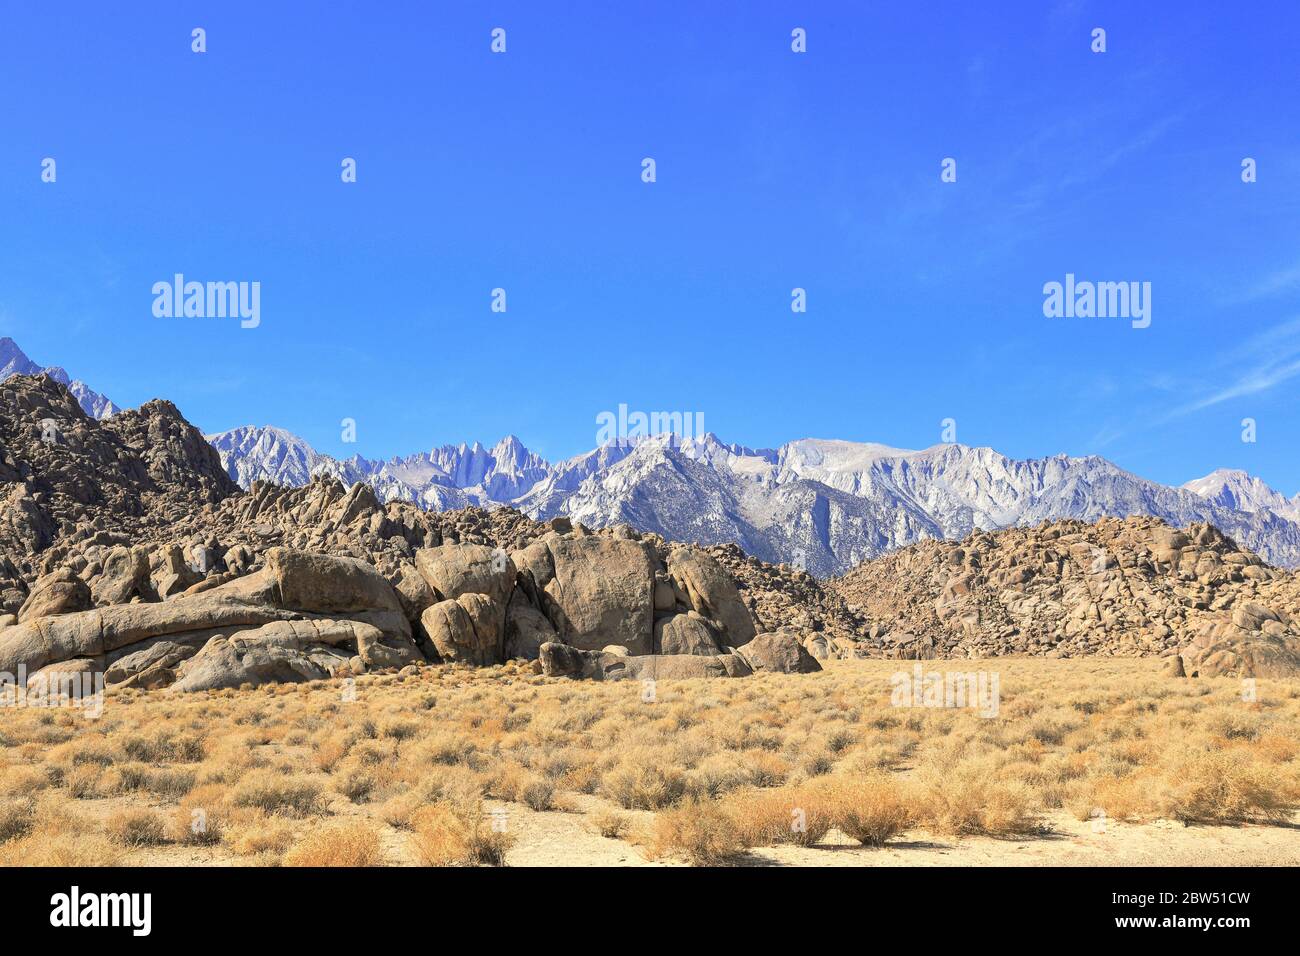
[667, 545, 757, 646]
[538, 641, 752, 681]
[653, 611, 721, 656]
[831, 515, 1300, 678]
[542, 536, 655, 654]
[735, 629, 823, 674]
[172, 619, 369, 692]
[0, 548, 420, 690]
[18, 568, 91, 622]
[504, 600, 556, 660]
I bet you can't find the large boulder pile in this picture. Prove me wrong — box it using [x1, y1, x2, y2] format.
[536, 627, 821, 682]
[0, 547, 421, 692]
[402, 527, 813, 677]
[831, 515, 1300, 678]
[0, 376, 857, 687]
[0, 519, 823, 691]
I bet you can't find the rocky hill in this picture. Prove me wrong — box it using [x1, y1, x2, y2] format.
[0, 337, 119, 419]
[830, 514, 1300, 677]
[0, 374, 237, 605]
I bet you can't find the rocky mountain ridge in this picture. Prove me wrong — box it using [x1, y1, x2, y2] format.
[0, 337, 119, 420]
[209, 425, 1300, 574]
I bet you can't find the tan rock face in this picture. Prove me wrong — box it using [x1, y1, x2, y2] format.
[420, 597, 501, 666]
[538, 641, 751, 681]
[0, 549, 421, 689]
[92, 546, 152, 605]
[504, 601, 555, 660]
[735, 630, 822, 674]
[667, 545, 757, 647]
[267, 547, 403, 616]
[18, 568, 91, 622]
[653, 611, 721, 656]
[171, 619, 364, 692]
[542, 536, 655, 654]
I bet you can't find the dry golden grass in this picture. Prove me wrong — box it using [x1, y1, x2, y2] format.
[0, 657, 1295, 865]
[105, 807, 169, 847]
[282, 820, 383, 867]
[651, 797, 747, 864]
[408, 800, 514, 866]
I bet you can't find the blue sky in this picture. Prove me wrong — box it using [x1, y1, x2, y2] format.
[2, 1, 1298, 491]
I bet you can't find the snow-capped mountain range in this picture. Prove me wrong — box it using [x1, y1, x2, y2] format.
[205, 424, 1300, 575]
[4, 336, 1296, 575]
[0, 337, 120, 419]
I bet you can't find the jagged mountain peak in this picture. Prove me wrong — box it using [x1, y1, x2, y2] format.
[0, 337, 120, 420]
[206, 423, 1300, 574]
[1183, 468, 1299, 520]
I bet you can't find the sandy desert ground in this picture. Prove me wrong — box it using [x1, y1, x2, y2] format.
[1, 657, 1297, 866]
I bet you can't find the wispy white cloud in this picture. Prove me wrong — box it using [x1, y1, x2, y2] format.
[1087, 316, 1300, 451]
[1168, 315, 1300, 418]
[1231, 260, 1300, 304]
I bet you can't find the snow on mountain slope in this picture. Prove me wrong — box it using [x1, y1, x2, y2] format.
[1183, 468, 1300, 521]
[206, 424, 1300, 574]
[0, 338, 120, 419]
[206, 425, 326, 487]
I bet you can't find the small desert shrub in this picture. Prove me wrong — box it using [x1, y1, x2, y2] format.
[224, 812, 296, 857]
[743, 750, 791, 788]
[379, 792, 422, 829]
[559, 763, 601, 795]
[410, 801, 514, 866]
[797, 749, 835, 778]
[102, 762, 152, 794]
[121, 730, 206, 763]
[145, 767, 197, 799]
[417, 731, 476, 767]
[312, 735, 351, 772]
[64, 765, 104, 800]
[519, 775, 556, 811]
[684, 753, 753, 800]
[172, 784, 230, 845]
[0, 832, 124, 867]
[105, 808, 168, 847]
[333, 765, 378, 804]
[283, 821, 382, 867]
[591, 809, 629, 839]
[601, 759, 687, 810]
[378, 718, 420, 741]
[1077, 773, 1150, 823]
[229, 771, 325, 817]
[1159, 749, 1296, 824]
[826, 775, 913, 847]
[485, 762, 556, 811]
[915, 763, 1040, 836]
[1205, 708, 1263, 742]
[406, 764, 485, 806]
[0, 797, 35, 844]
[725, 785, 833, 848]
[50, 737, 117, 767]
[0, 766, 50, 797]
[825, 726, 858, 754]
[652, 798, 748, 865]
